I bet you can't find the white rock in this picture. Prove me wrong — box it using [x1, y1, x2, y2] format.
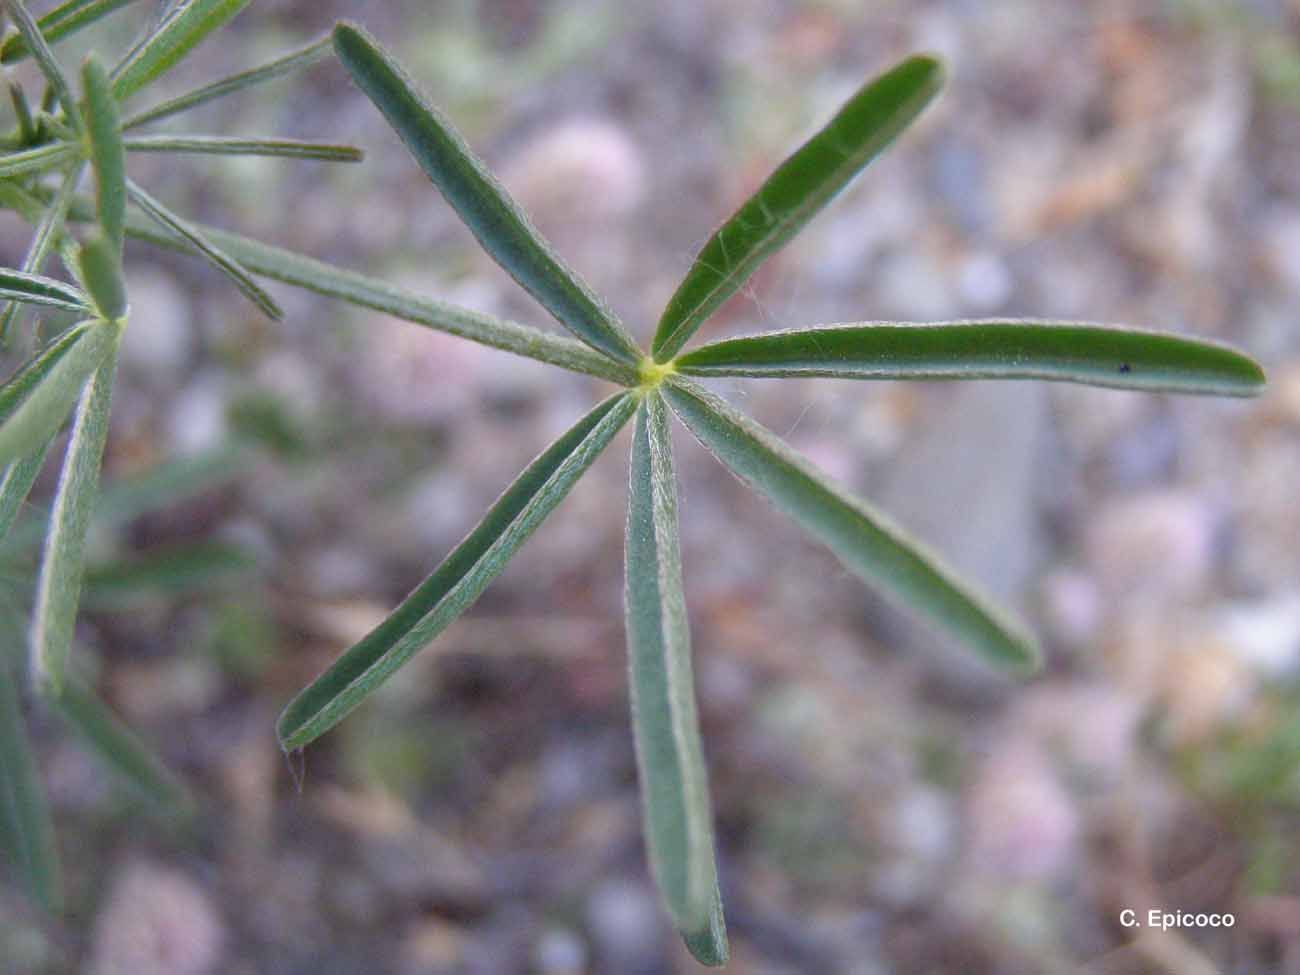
[88, 861, 225, 975]
[118, 268, 192, 383]
[965, 743, 1079, 883]
[1215, 596, 1300, 677]
[1084, 491, 1217, 601]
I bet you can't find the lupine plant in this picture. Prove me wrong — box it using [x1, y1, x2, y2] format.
[275, 24, 1263, 966]
[0, 4, 1266, 967]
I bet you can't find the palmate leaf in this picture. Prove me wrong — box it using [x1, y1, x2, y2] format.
[122, 35, 331, 130]
[652, 55, 943, 361]
[625, 391, 727, 965]
[277, 392, 637, 750]
[662, 377, 1039, 673]
[675, 320, 1267, 396]
[331, 21, 642, 366]
[31, 341, 121, 697]
[0, 320, 114, 469]
[111, 0, 253, 101]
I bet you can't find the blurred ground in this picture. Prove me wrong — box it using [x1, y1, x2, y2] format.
[2, 0, 1300, 972]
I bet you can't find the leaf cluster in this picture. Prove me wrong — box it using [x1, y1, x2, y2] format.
[0, 5, 1265, 963]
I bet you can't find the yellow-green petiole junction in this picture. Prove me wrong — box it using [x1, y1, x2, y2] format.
[636, 356, 677, 394]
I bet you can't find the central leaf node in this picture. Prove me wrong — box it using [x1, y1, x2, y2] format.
[638, 357, 677, 390]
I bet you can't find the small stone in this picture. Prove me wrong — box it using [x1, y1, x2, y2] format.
[1084, 491, 1217, 601]
[119, 268, 192, 384]
[956, 251, 1013, 310]
[1214, 596, 1300, 677]
[534, 927, 588, 974]
[500, 118, 646, 224]
[585, 879, 664, 970]
[88, 861, 225, 975]
[965, 743, 1079, 883]
[167, 371, 229, 456]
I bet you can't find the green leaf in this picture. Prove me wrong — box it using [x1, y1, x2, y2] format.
[6, 0, 81, 132]
[111, 0, 253, 101]
[0, 443, 52, 543]
[277, 392, 637, 750]
[0, 320, 115, 469]
[123, 134, 363, 162]
[86, 196, 640, 384]
[82, 540, 256, 609]
[675, 320, 1268, 396]
[0, 162, 85, 345]
[30, 340, 121, 697]
[0, 642, 61, 910]
[121, 35, 331, 130]
[81, 55, 126, 253]
[0, 266, 89, 314]
[682, 886, 729, 967]
[332, 22, 641, 365]
[652, 55, 944, 361]
[625, 392, 726, 962]
[39, 188, 640, 384]
[126, 179, 282, 320]
[662, 378, 1039, 673]
[0, 141, 78, 179]
[77, 233, 128, 320]
[51, 678, 193, 813]
[0, 0, 141, 64]
[8, 78, 36, 141]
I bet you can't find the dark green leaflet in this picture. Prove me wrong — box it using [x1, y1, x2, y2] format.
[277, 393, 637, 749]
[82, 56, 126, 253]
[332, 22, 642, 366]
[652, 55, 943, 361]
[676, 320, 1267, 396]
[625, 392, 725, 963]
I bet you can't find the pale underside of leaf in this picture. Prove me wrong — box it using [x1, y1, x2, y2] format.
[625, 392, 725, 962]
[30, 341, 121, 697]
[0, 442, 52, 543]
[662, 377, 1039, 673]
[652, 55, 943, 361]
[0, 320, 114, 469]
[332, 21, 641, 365]
[277, 392, 638, 750]
[675, 320, 1267, 396]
